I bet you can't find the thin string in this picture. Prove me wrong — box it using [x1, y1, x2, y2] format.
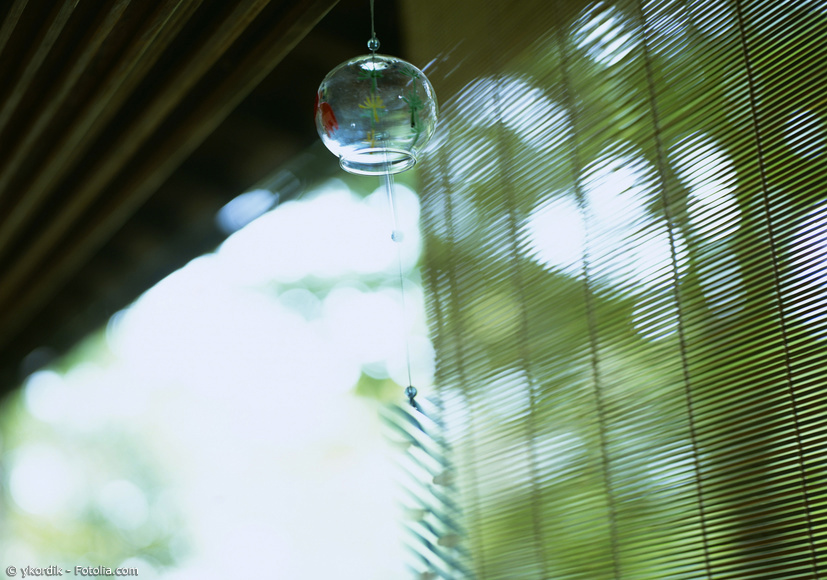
[383, 169, 418, 409]
[370, 0, 375, 39]
[372, 0, 413, 408]
[369, 0, 379, 52]
[384, 169, 401, 239]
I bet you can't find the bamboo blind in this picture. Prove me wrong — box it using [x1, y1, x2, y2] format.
[404, 0, 827, 577]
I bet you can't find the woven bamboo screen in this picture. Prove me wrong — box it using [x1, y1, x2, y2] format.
[403, 0, 827, 577]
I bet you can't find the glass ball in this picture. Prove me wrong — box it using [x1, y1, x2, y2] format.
[315, 54, 438, 175]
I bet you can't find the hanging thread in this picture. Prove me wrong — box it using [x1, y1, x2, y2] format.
[387, 176, 417, 403]
[368, 0, 380, 52]
[368, 0, 417, 410]
[383, 166, 419, 411]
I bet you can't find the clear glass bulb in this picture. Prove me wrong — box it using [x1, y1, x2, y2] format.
[315, 54, 438, 175]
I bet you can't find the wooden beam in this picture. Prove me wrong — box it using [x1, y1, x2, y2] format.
[0, 0, 339, 351]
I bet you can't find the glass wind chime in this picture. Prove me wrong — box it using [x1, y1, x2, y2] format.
[314, 0, 438, 410]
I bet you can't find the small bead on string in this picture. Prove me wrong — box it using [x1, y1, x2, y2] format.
[405, 385, 419, 410]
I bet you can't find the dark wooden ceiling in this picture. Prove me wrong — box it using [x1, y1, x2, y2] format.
[0, 0, 403, 394]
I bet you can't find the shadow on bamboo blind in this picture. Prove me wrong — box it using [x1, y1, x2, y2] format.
[402, 0, 827, 577]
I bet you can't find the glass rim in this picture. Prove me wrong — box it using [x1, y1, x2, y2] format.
[339, 147, 417, 175]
